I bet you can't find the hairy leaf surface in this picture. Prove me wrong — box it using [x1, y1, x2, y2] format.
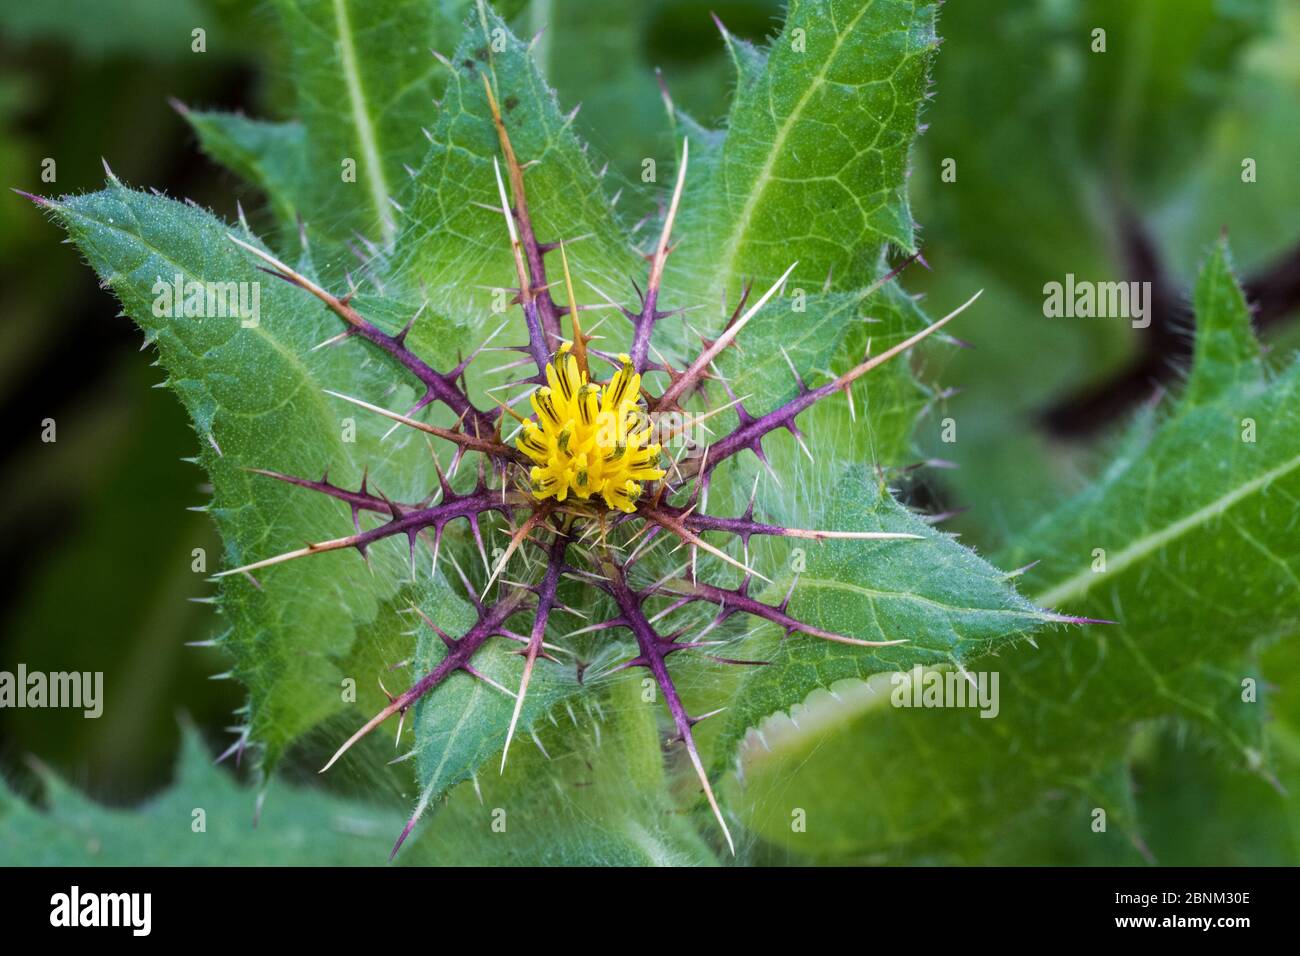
[43, 183, 465, 777]
[0, 729, 405, 866]
[734, 242, 1300, 862]
[676, 0, 937, 303]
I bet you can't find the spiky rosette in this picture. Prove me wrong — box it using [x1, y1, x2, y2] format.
[217, 74, 979, 856]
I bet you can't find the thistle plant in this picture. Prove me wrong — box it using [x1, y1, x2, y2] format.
[43, 0, 1298, 867]
[7, 0, 1300, 872]
[193, 62, 1014, 852]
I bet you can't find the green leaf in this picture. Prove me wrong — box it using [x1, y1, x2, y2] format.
[677, 0, 938, 302]
[901, 4, 1281, 554]
[717, 285, 899, 411]
[407, 576, 580, 804]
[985, 633, 1300, 866]
[412, 675, 718, 865]
[183, 110, 308, 235]
[0, 693, 718, 866]
[1012, 240, 1285, 619]
[41, 183, 467, 778]
[392, 2, 638, 325]
[713, 278, 931, 469]
[33, 2, 990, 861]
[712, 467, 1057, 768]
[0, 728, 407, 866]
[270, 0, 475, 247]
[733, 240, 1300, 862]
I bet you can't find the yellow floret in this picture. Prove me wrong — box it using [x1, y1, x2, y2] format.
[517, 348, 665, 513]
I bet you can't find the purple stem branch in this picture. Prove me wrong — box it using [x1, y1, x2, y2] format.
[600, 555, 736, 854]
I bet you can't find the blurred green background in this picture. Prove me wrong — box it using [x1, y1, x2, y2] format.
[2, 0, 1297, 857]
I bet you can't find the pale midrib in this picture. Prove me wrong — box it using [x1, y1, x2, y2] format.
[333, 0, 394, 243]
[796, 575, 1048, 622]
[1035, 450, 1300, 609]
[426, 677, 483, 791]
[713, 0, 875, 295]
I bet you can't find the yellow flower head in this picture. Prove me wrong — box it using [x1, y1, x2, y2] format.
[518, 347, 665, 513]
